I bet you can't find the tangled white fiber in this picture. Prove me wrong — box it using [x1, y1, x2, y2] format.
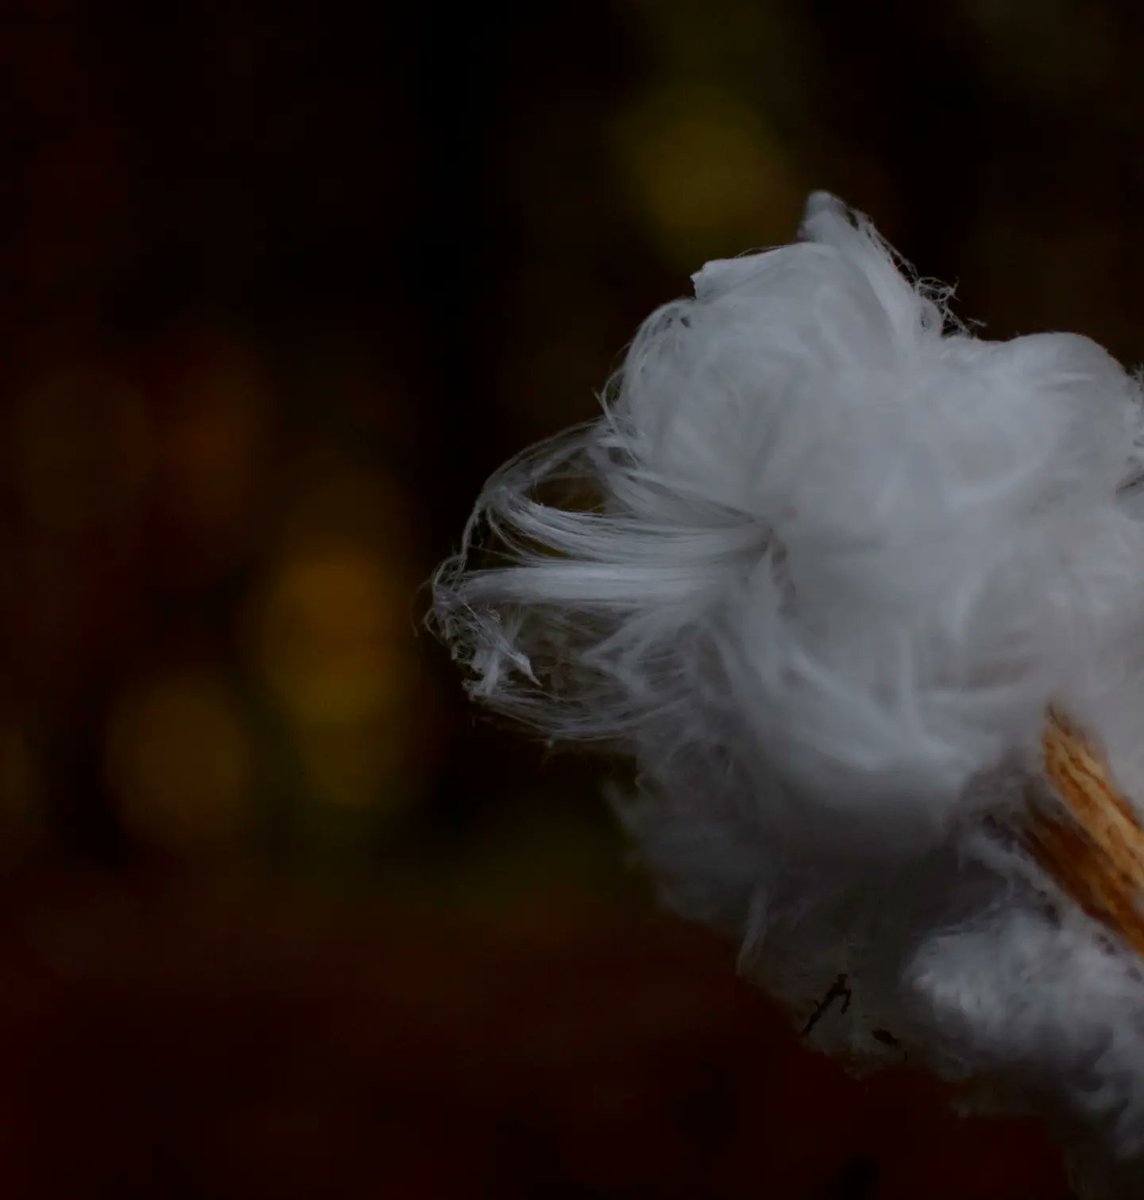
[431, 193, 1144, 1194]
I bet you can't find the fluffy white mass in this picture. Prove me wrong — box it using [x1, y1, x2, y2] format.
[432, 193, 1144, 1183]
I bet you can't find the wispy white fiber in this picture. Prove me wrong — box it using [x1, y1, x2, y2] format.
[431, 193, 1144, 1185]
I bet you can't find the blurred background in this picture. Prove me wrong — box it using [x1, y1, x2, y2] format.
[0, 0, 1138, 1195]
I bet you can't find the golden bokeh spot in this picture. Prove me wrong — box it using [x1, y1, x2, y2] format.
[104, 669, 255, 854]
[245, 465, 422, 813]
[611, 85, 804, 269]
[256, 544, 402, 729]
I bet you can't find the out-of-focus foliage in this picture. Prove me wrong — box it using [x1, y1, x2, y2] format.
[0, 0, 1137, 1195]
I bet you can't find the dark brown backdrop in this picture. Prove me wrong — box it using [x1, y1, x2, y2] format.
[0, 1, 1138, 1196]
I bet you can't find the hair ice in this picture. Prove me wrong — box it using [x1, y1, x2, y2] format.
[431, 194, 1144, 1183]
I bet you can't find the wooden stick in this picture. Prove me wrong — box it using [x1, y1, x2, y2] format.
[1023, 709, 1144, 957]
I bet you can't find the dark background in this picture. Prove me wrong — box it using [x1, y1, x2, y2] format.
[0, 1, 1136, 1195]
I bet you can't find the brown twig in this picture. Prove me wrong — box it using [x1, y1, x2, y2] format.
[1023, 709, 1144, 957]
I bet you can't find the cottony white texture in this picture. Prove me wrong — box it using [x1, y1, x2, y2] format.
[432, 193, 1144, 1184]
